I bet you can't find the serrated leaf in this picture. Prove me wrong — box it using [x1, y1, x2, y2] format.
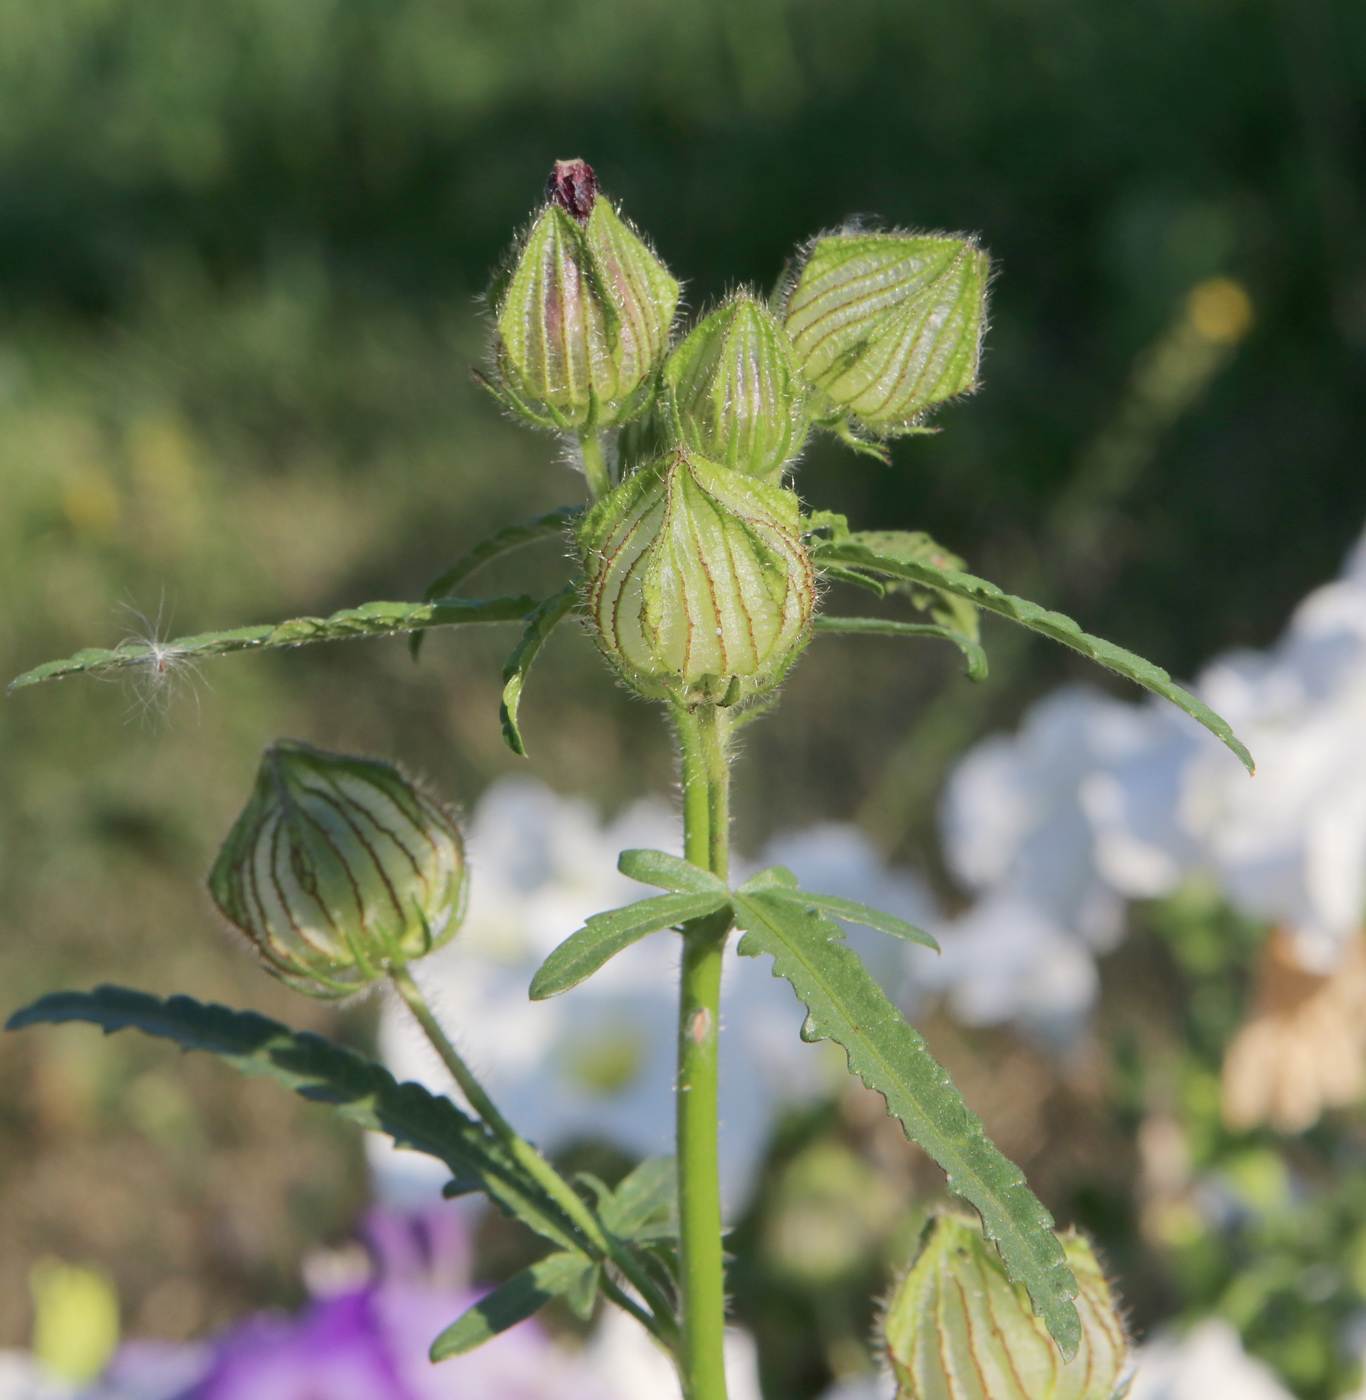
[813, 615, 987, 681]
[410, 507, 582, 660]
[500, 584, 581, 757]
[616, 848, 728, 896]
[600, 1157, 678, 1243]
[431, 1250, 597, 1359]
[529, 891, 730, 999]
[738, 874, 939, 950]
[729, 895, 1082, 1359]
[815, 535, 1254, 773]
[9, 596, 544, 692]
[6, 987, 580, 1253]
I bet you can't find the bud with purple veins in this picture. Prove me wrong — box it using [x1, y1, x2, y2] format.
[487, 159, 680, 435]
[774, 229, 989, 444]
[209, 741, 466, 998]
[664, 293, 809, 480]
[578, 446, 815, 706]
[882, 1213, 1130, 1400]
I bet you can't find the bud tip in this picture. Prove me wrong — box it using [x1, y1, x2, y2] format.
[546, 159, 598, 223]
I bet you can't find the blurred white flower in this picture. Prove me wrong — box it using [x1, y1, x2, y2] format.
[934, 685, 1158, 1034]
[376, 777, 872, 1214]
[1088, 529, 1366, 971]
[814, 1370, 894, 1400]
[0, 1355, 71, 1400]
[1125, 1319, 1293, 1400]
[1178, 532, 1366, 970]
[935, 524, 1366, 1030]
[584, 1310, 761, 1400]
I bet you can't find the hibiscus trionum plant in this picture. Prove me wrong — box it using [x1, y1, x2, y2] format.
[6, 160, 1253, 1399]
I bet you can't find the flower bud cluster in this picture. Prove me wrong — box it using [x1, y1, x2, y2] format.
[882, 1214, 1129, 1400]
[210, 742, 465, 999]
[490, 162, 989, 709]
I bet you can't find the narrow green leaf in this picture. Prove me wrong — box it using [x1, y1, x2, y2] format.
[410, 507, 582, 660]
[808, 520, 979, 639]
[6, 987, 581, 1254]
[431, 1251, 596, 1359]
[813, 615, 988, 681]
[600, 1156, 678, 1243]
[766, 888, 939, 951]
[530, 892, 730, 999]
[500, 585, 581, 757]
[423, 508, 583, 602]
[729, 895, 1083, 1359]
[616, 848, 729, 896]
[9, 596, 544, 692]
[815, 536, 1254, 774]
[815, 565, 887, 598]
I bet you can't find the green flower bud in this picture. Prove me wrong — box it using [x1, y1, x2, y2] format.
[488, 159, 680, 433]
[209, 741, 466, 999]
[882, 1214, 1129, 1400]
[579, 447, 815, 705]
[775, 229, 989, 437]
[664, 294, 809, 479]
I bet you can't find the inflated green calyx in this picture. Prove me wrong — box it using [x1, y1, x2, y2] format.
[209, 741, 466, 998]
[882, 1213, 1130, 1400]
[489, 159, 679, 433]
[665, 293, 809, 479]
[776, 229, 989, 438]
[579, 447, 815, 705]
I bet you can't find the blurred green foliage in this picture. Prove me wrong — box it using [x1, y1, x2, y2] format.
[0, 0, 1363, 1388]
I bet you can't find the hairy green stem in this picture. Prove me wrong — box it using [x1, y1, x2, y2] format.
[579, 430, 612, 501]
[388, 964, 677, 1347]
[672, 702, 733, 1400]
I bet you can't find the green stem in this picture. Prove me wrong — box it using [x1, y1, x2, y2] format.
[388, 964, 677, 1348]
[672, 702, 733, 1400]
[579, 429, 612, 501]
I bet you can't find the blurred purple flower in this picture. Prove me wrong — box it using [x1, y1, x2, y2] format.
[85, 1209, 631, 1400]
